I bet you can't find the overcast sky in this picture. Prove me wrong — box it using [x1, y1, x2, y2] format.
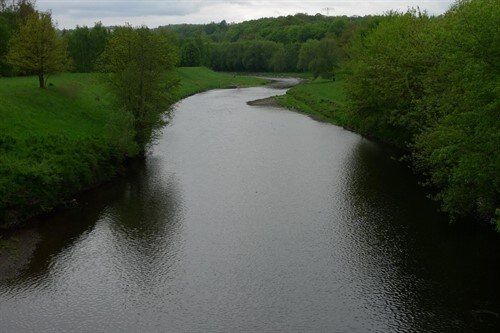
[37, 0, 457, 29]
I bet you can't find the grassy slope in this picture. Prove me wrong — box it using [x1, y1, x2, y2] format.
[276, 79, 356, 126]
[0, 67, 267, 228]
[0, 73, 135, 227]
[0, 73, 114, 138]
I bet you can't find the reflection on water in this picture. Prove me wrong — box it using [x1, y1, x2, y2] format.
[1, 83, 499, 332]
[344, 140, 500, 332]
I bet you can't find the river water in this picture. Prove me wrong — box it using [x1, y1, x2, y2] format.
[1, 80, 499, 332]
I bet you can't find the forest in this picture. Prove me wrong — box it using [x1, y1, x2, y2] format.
[0, 0, 498, 228]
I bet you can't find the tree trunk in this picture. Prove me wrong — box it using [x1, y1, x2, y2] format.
[38, 73, 45, 88]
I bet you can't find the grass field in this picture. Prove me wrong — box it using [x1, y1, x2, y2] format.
[0, 67, 267, 228]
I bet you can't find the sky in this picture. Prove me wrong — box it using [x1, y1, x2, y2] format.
[37, 0, 457, 29]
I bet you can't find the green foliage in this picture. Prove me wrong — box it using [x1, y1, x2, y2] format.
[165, 14, 354, 44]
[7, 11, 70, 87]
[210, 41, 286, 72]
[98, 26, 178, 152]
[345, 10, 438, 146]
[180, 40, 202, 66]
[163, 14, 369, 74]
[179, 37, 210, 67]
[298, 38, 339, 79]
[0, 0, 36, 76]
[344, 0, 499, 224]
[0, 13, 14, 75]
[412, 0, 500, 222]
[66, 22, 109, 72]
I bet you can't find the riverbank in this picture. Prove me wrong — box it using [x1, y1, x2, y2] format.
[276, 79, 407, 148]
[0, 67, 268, 229]
[276, 79, 347, 123]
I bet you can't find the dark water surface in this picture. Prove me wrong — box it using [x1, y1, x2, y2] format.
[1, 81, 499, 332]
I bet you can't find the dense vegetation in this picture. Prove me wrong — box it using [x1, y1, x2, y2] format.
[160, 14, 358, 76]
[345, 1, 499, 226]
[97, 26, 178, 153]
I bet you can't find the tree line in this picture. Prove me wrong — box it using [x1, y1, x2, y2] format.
[2, 5, 359, 81]
[168, 14, 358, 76]
[345, 0, 499, 226]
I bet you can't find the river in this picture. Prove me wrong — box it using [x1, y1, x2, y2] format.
[1, 79, 499, 332]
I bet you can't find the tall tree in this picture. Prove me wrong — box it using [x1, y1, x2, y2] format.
[180, 39, 201, 66]
[98, 26, 178, 152]
[7, 11, 70, 87]
[298, 37, 339, 79]
[0, 0, 36, 76]
[67, 22, 109, 72]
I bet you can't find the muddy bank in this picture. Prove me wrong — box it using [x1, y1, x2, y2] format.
[247, 96, 280, 106]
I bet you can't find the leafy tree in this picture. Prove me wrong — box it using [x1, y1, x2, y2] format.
[0, 13, 13, 75]
[180, 39, 201, 66]
[67, 22, 109, 72]
[413, 0, 499, 224]
[242, 41, 280, 71]
[269, 44, 286, 72]
[345, 10, 437, 145]
[298, 37, 339, 79]
[7, 11, 70, 87]
[98, 26, 178, 153]
[283, 43, 301, 72]
[343, 1, 499, 224]
[15, 0, 35, 24]
[0, 0, 36, 76]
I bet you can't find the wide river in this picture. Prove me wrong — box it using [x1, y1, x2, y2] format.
[1, 80, 499, 332]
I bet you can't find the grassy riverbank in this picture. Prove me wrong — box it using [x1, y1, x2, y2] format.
[276, 79, 404, 146]
[276, 79, 355, 126]
[0, 67, 267, 228]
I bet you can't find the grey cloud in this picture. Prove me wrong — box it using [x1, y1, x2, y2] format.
[38, 0, 204, 18]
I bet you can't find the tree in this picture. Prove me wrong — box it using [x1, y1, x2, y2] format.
[67, 22, 109, 72]
[344, 10, 438, 145]
[180, 39, 201, 66]
[298, 37, 339, 79]
[0, 0, 36, 76]
[98, 26, 178, 153]
[7, 11, 70, 87]
[269, 44, 286, 72]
